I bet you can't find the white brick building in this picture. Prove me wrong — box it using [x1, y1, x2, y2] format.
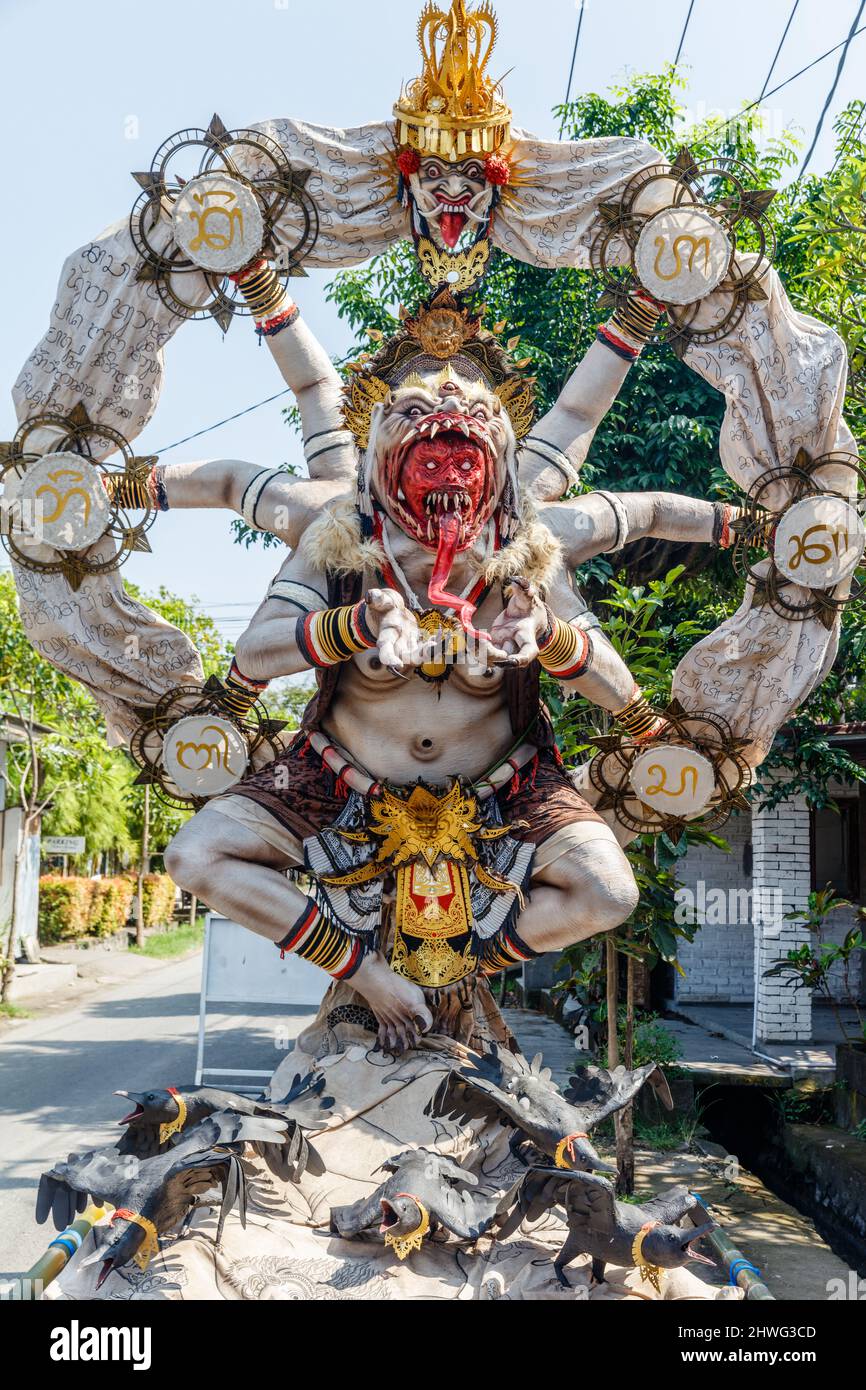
[673, 736, 865, 1043]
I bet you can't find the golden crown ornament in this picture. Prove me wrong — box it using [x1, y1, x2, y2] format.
[394, 1, 511, 160]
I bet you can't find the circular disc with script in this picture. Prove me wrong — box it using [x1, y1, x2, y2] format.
[629, 745, 716, 819]
[162, 715, 249, 797]
[773, 495, 865, 588]
[171, 174, 264, 274]
[635, 207, 731, 305]
[17, 453, 111, 551]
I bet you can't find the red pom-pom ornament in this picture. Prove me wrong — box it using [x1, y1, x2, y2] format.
[397, 148, 422, 179]
[484, 153, 511, 186]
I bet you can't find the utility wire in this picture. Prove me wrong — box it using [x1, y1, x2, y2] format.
[758, 0, 799, 100]
[674, 0, 696, 66]
[147, 21, 866, 462]
[699, 22, 866, 144]
[799, 0, 866, 179]
[153, 388, 291, 455]
[559, 0, 586, 136]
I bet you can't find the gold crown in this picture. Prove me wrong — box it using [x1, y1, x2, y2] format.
[394, 0, 511, 161]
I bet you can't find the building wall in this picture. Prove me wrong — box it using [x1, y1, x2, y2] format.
[674, 811, 754, 1004]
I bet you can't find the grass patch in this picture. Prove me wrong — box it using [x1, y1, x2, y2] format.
[633, 1108, 706, 1152]
[130, 918, 205, 959]
[0, 1000, 32, 1019]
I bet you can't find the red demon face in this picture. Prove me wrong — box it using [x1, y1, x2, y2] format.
[376, 375, 505, 553]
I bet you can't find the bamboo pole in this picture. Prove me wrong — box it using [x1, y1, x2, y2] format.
[615, 940, 636, 1195]
[20, 1204, 108, 1297]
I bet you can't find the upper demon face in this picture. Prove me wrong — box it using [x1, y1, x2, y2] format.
[408, 157, 494, 251]
[373, 371, 511, 552]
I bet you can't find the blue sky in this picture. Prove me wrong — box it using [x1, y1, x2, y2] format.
[1, 0, 864, 645]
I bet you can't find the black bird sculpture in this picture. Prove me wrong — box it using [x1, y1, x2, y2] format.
[331, 1149, 515, 1259]
[427, 1049, 673, 1174]
[114, 1072, 329, 1180]
[500, 1167, 714, 1290]
[37, 1111, 291, 1287]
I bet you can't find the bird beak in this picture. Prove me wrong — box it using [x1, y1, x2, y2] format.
[114, 1091, 145, 1125]
[684, 1222, 716, 1266]
[378, 1198, 399, 1235]
[592, 1156, 617, 1174]
[95, 1259, 115, 1291]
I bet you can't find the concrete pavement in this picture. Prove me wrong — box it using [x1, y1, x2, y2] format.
[0, 950, 317, 1280]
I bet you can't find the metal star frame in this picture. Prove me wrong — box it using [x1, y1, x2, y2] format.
[0, 402, 156, 590]
[129, 113, 319, 331]
[587, 702, 751, 837]
[590, 145, 777, 354]
[128, 677, 288, 811]
[730, 448, 866, 628]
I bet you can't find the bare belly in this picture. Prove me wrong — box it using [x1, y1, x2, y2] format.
[327, 655, 515, 784]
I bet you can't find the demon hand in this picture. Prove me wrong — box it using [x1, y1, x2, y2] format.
[487, 577, 549, 666]
[365, 588, 434, 674]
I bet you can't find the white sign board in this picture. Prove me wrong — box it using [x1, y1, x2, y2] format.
[43, 835, 86, 855]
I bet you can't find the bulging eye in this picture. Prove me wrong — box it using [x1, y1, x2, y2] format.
[426, 461, 436, 470]
[460, 461, 472, 472]
[407, 406, 423, 418]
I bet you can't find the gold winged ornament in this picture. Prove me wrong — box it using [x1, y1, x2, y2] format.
[320, 782, 526, 988]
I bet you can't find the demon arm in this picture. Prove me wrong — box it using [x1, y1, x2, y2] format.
[231, 548, 432, 686]
[231, 260, 357, 486]
[105, 462, 349, 549]
[520, 289, 664, 499]
[538, 489, 740, 568]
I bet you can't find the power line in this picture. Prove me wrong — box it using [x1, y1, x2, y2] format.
[674, 0, 696, 66]
[153, 388, 291, 455]
[700, 22, 866, 145]
[559, 0, 586, 136]
[758, 0, 799, 100]
[799, 0, 866, 179]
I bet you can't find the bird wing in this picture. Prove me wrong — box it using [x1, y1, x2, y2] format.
[37, 1149, 134, 1230]
[269, 1070, 336, 1124]
[434, 1180, 505, 1240]
[532, 1167, 617, 1236]
[496, 1172, 564, 1239]
[142, 1149, 246, 1239]
[425, 1067, 531, 1139]
[563, 1063, 672, 1128]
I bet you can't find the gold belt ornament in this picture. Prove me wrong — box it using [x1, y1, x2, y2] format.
[319, 780, 526, 989]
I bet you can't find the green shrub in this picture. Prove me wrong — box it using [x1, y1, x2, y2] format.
[140, 874, 177, 928]
[88, 877, 135, 937]
[38, 877, 95, 942]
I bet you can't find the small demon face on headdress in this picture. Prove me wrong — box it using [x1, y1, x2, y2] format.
[398, 151, 507, 253]
[393, 2, 513, 271]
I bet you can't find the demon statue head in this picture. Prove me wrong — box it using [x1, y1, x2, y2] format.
[393, 1, 513, 281]
[343, 291, 534, 631]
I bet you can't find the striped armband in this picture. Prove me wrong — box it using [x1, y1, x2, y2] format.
[220, 660, 268, 718]
[712, 502, 749, 550]
[480, 927, 539, 975]
[276, 899, 363, 979]
[296, 603, 376, 669]
[520, 435, 579, 491]
[104, 464, 169, 512]
[267, 578, 327, 615]
[613, 687, 666, 742]
[240, 468, 284, 530]
[304, 428, 355, 470]
[537, 614, 591, 680]
[229, 258, 299, 338]
[597, 288, 664, 362]
[595, 490, 630, 553]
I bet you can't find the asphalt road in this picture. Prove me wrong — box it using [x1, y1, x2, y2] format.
[0, 952, 318, 1281]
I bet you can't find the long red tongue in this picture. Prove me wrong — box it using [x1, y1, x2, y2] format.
[428, 512, 489, 642]
[439, 210, 466, 249]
